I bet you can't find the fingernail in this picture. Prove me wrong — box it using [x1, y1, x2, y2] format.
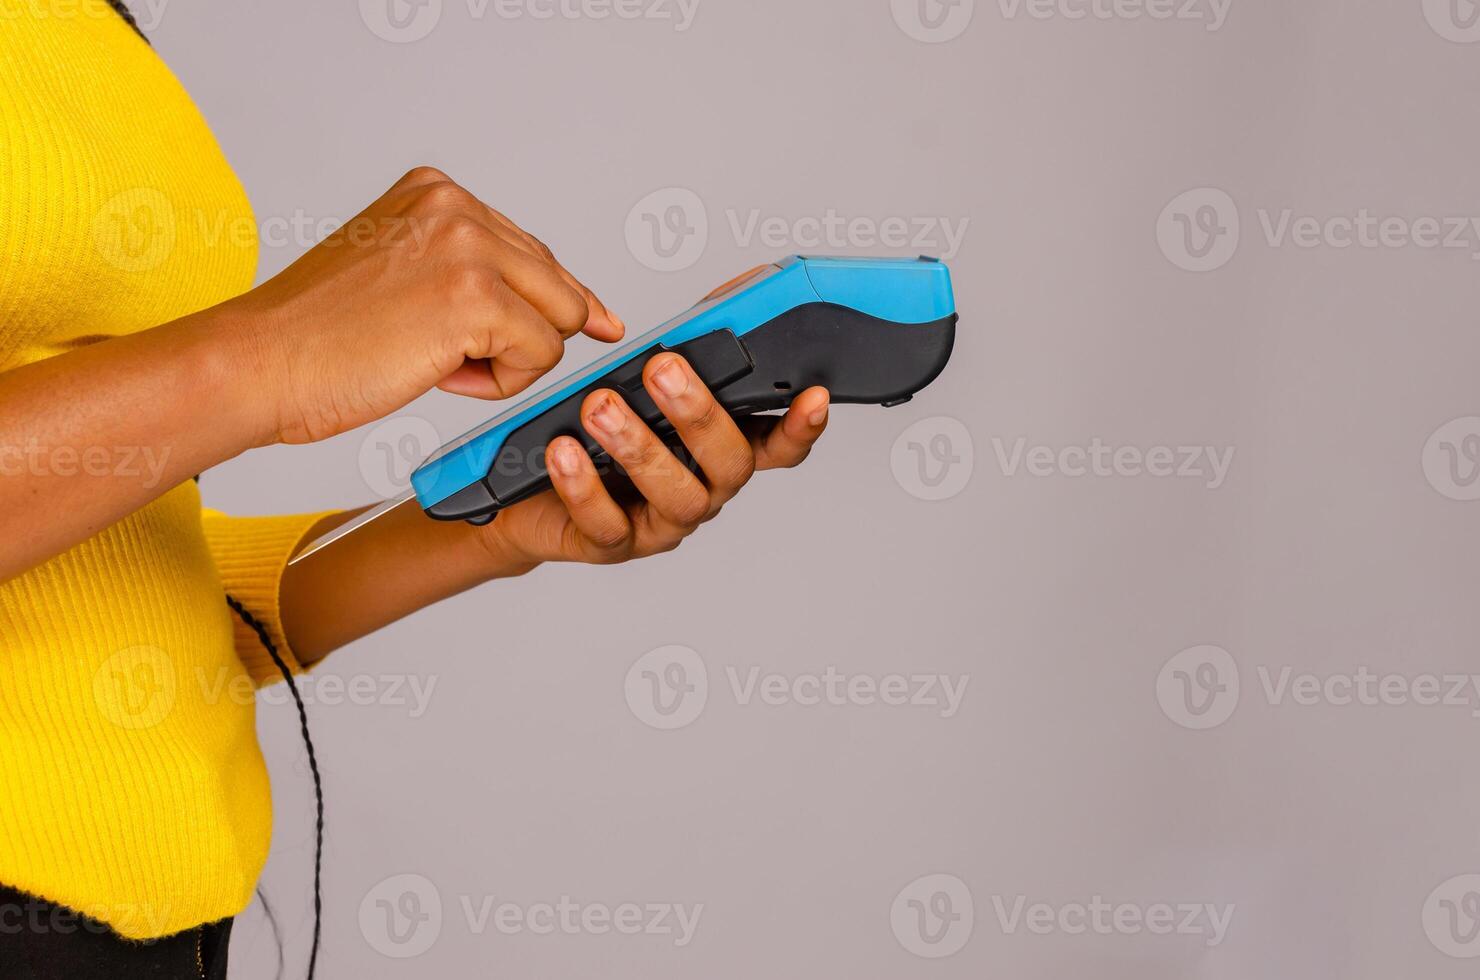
[552, 440, 583, 476]
[651, 358, 689, 398]
[589, 395, 626, 436]
[809, 404, 830, 427]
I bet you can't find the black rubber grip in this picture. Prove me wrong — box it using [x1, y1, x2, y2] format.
[427, 305, 957, 523]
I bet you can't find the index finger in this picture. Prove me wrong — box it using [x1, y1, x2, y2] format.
[482, 206, 626, 343]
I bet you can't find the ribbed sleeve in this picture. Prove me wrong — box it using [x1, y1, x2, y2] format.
[200, 510, 339, 685]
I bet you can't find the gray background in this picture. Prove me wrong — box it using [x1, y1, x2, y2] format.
[147, 0, 1480, 975]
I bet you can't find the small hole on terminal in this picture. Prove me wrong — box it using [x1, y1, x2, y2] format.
[773, 381, 792, 392]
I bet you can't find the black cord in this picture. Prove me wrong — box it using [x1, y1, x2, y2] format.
[102, 0, 148, 41]
[226, 595, 323, 980]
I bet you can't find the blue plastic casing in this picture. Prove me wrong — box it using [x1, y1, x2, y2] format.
[410, 255, 956, 509]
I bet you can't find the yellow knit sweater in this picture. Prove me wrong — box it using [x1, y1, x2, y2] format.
[0, 2, 332, 939]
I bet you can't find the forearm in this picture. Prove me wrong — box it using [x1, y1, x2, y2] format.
[278, 502, 537, 665]
[0, 307, 268, 582]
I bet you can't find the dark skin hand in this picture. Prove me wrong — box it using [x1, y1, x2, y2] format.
[0, 165, 830, 661]
[280, 355, 830, 661]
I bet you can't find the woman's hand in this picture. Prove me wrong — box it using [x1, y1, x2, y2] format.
[482, 353, 831, 567]
[226, 166, 623, 446]
[280, 334, 831, 662]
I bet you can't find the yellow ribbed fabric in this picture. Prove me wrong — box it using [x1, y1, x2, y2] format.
[0, 3, 336, 939]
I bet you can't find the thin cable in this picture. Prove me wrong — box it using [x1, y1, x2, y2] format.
[227, 595, 323, 980]
[102, 0, 148, 40]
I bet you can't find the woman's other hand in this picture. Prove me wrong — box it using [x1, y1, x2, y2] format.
[482, 353, 831, 567]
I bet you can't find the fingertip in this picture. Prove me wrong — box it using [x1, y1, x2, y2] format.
[547, 436, 588, 479]
[584, 317, 626, 343]
[797, 386, 830, 429]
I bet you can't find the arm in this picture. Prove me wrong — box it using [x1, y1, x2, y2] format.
[0, 166, 621, 585]
[0, 310, 267, 582]
[279, 358, 832, 665]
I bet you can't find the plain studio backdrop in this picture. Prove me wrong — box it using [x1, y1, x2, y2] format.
[139, 0, 1480, 976]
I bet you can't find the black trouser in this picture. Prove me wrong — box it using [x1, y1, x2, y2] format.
[0, 884, 232, 979]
